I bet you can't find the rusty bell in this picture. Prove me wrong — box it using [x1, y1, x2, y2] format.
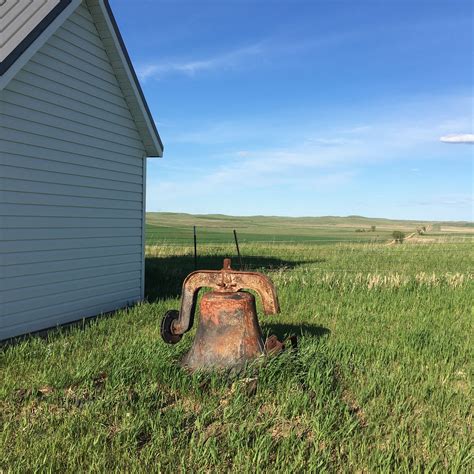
[161, 258, 280, 370]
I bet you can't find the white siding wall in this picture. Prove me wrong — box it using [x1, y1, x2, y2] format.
[0, 2, 147, 339]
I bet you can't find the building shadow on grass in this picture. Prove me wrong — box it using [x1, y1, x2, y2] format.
[145, 254, 324, 301]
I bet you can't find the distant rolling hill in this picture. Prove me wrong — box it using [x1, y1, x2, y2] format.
[146, 212, 473, 245]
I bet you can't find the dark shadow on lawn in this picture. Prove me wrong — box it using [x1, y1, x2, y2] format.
[1, 256, 323, 348]
[261, 323, 330, 340]
[145, 254, 324, 301]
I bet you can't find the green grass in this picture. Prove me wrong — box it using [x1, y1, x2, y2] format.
[146, 212, 473, 245]
[1, 216, 473, 471]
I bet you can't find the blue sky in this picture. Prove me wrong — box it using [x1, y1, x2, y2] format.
[112, 0, 473, 221]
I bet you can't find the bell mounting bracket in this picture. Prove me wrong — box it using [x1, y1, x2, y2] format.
[161, 258, 280, 344]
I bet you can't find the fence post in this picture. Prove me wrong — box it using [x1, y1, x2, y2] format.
[233, 229, 243, 269]
[193, 226, 197, 270]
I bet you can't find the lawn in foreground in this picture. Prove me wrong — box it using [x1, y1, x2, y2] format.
[1, 242, 473, 471]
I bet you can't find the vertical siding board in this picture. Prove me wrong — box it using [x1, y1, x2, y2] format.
[0, 3, 148, 339]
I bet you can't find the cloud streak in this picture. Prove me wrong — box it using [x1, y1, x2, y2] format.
[440, 134, 474, 144]
[136, 30, 356, 81]
[147, 92, 473, 219]
[137, 43, 264, 80]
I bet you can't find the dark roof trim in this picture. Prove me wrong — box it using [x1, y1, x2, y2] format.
[103, 0, 163, 153]
[0, 0, 72, 76]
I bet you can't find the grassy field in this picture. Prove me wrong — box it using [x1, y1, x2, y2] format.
[1, 214, 473, 471]
[146, 212, 473, 246]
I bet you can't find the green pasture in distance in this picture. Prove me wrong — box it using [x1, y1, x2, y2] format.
[146, 212, 472, 245]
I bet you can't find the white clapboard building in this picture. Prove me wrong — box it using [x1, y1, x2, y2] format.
[0, 0, 163, 339]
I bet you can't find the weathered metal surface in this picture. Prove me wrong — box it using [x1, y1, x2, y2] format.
[161, 310, 182, 344]
[169, 258, 280, 337]
[264, 334, 285, 355]
[264, 334, 298, 356]
[182, 291, 265, 370]
[161, 258, 284, 371]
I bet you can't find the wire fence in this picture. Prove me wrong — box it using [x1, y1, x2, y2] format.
[146, 228, 474, 247]
[147, 239, 473, 246]
[145, 227, 474, 274]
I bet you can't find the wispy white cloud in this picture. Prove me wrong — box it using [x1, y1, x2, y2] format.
[147, 92, 473, 218]
[305, 137, 350, 147]
[137, 43, 264, 80]
[153, 93, 472, 195]
[137, 30, 356, 81]
[440, 134, 474, 144]
[137, 13, 472, 83]
[403, 195, 473, 208]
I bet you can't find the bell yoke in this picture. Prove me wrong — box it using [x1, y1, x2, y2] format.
[161, 258, 280, 370]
